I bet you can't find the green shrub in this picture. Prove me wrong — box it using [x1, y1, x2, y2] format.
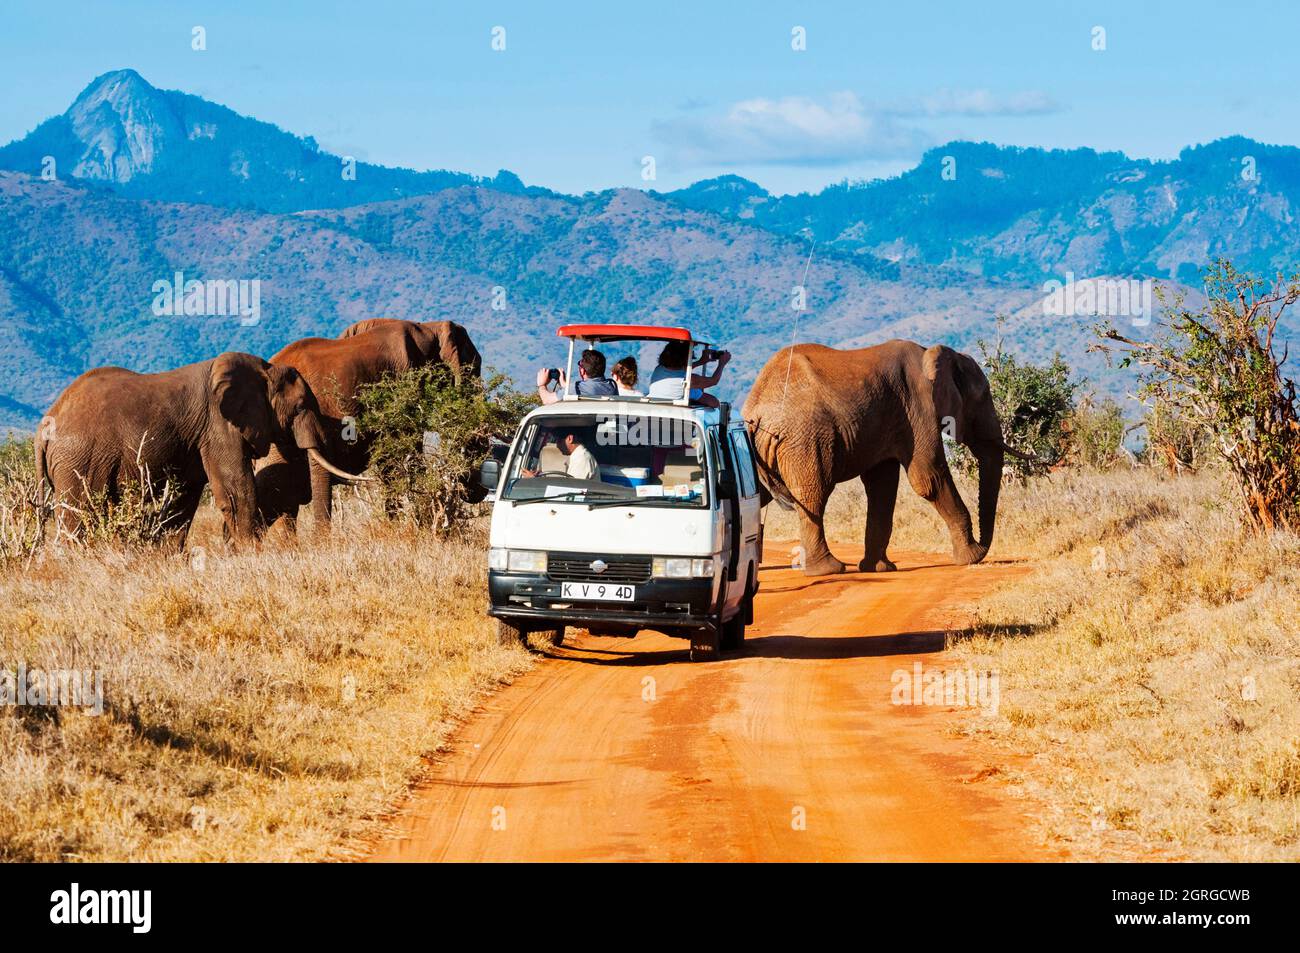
[355, 366, 535, 533]
[953, 337, 1077, 478]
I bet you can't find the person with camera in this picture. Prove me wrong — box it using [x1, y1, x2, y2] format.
[646, 341, 730, 407]
[536, 348, 618, 404]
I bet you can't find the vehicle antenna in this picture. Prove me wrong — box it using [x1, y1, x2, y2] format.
[782, 232, 816, 407]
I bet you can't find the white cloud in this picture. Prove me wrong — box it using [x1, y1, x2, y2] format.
[653, 92, 927, 167]
[652, 88, 1061, 168]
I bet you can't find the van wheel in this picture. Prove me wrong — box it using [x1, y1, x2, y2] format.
[496, 618, 529, 647]
[534, 625, 567, 647]
[720, 608, 746, 650]
[690, 625, 721, 662]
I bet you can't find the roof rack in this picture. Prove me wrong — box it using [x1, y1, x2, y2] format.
[555, 323, 715, 406]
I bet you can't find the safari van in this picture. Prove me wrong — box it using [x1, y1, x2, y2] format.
[480, 325, 763, 661]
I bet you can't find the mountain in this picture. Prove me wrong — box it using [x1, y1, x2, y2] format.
[2, 70, 1298, 433]
[1, 169, 1052, 430]
[0, 69, 541, 213]
[660, 138, 1300, 284]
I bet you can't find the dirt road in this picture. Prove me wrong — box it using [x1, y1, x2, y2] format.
[369, 543, 1051, 862]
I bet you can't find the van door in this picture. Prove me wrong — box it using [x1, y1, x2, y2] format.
[728, 426, 762, 596]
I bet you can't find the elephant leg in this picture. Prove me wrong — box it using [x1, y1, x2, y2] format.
[254, 447, 310, 535]
[793, 481, 843, 576]
[308, 457, 333, 535]
[165, 486, 205, 552]
[860, 461, 899, 572]
[906, 456, 985, 565]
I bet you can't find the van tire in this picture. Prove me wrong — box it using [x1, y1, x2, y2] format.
[720, 606, 746, 650]
[535, 625, 566, 647]
[690, 624, 721, 662]
[497, 618, 529, 647]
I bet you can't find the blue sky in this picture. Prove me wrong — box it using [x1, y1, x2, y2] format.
[2, 0, 1296, 195]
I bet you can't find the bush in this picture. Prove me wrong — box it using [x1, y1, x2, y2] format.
[1, 436, 190, 558]
[65, 475, 187, 547]
[356, 366, 536, 533]
[1141, 397, 1212, 473]
[1068, 395, 1129, 469]
[953, 337, 1077, 479]
[1095, 260, 1300, 532]
[0, 438, 50, 564]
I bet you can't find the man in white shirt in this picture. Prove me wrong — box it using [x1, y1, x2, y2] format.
[559, 429, 600, 480]
[523, 428, 600, 480]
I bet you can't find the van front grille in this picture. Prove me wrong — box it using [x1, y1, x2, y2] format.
[547, 553, 652, 584]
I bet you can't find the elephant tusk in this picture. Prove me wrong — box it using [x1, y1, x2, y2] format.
[307, 448, 374, 483]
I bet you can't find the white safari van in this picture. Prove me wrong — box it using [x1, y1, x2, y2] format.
[480, 324, 763, 661]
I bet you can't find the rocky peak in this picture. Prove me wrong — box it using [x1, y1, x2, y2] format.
[66, 69, 182, 182]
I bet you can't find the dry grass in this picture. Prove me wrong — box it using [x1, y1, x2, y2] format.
[773, 466, 1300, 861]
[0, 497, 532, 861]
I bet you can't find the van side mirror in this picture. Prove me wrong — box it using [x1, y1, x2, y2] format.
[479, 458, 501, 491]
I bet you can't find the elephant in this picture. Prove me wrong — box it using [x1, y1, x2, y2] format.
[255, 318, 482, 533]
[34, 352, 364, 546]
[743, 339, 1025, 576]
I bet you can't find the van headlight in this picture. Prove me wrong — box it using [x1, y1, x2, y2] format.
[489, 548, 547, 573]
[651, 556, 715, 578]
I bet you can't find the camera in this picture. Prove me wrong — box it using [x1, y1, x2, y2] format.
[545, 367, 561, 385]
[700, 347, 722, 363]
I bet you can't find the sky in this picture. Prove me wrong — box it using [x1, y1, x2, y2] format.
[1, 0, 1297, 195]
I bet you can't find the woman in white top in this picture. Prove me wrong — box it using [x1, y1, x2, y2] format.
[647, 341, 730, 405]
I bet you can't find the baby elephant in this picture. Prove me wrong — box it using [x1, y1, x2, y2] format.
[35, 351, 366, 545]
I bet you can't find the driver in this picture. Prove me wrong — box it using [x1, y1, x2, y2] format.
[523, 427, 599, 480]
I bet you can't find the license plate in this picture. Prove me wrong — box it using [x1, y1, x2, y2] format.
[559, 582, 635, 602]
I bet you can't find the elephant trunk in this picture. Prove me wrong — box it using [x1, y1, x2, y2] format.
[974, 440, 1003, 550]
[290, 409, 327, 452]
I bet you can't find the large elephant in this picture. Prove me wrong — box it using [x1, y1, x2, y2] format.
[34, 352, 363, 545]
[744, 339, 1022, 576]
[255, 318, 482, 532]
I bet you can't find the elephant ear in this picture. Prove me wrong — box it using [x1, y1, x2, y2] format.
[440, 322, 481, 378]
[210, 353, 276, 456]
[922, 345, 964, 441]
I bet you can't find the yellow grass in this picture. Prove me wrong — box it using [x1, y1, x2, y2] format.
[0, 498, 532, 861]
[772, 466, 1300, 861]
[8, 448, 1297, 862]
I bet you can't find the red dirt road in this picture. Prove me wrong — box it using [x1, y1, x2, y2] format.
[369, 543, 1049, 862]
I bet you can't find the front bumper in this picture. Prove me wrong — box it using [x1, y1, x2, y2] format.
[488, 570, 718, 630]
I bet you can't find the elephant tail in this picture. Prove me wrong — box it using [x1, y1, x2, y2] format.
[748, 419, 796, 511]
[34, 429, 51, 490]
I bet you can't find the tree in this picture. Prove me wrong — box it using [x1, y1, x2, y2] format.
[1093, 260, 1300, 532]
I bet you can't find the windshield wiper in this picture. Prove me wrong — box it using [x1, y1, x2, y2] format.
[584, 496, 699, 509]
[510, 490, 622, 506]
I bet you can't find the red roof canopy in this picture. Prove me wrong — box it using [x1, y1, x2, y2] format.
[557, 323, 693, 343]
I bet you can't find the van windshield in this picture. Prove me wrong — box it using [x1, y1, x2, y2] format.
[502, 414, 710, 507]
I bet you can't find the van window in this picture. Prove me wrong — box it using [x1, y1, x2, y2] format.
[728, 430, 757, 498]
[502, 414, 709, 507]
